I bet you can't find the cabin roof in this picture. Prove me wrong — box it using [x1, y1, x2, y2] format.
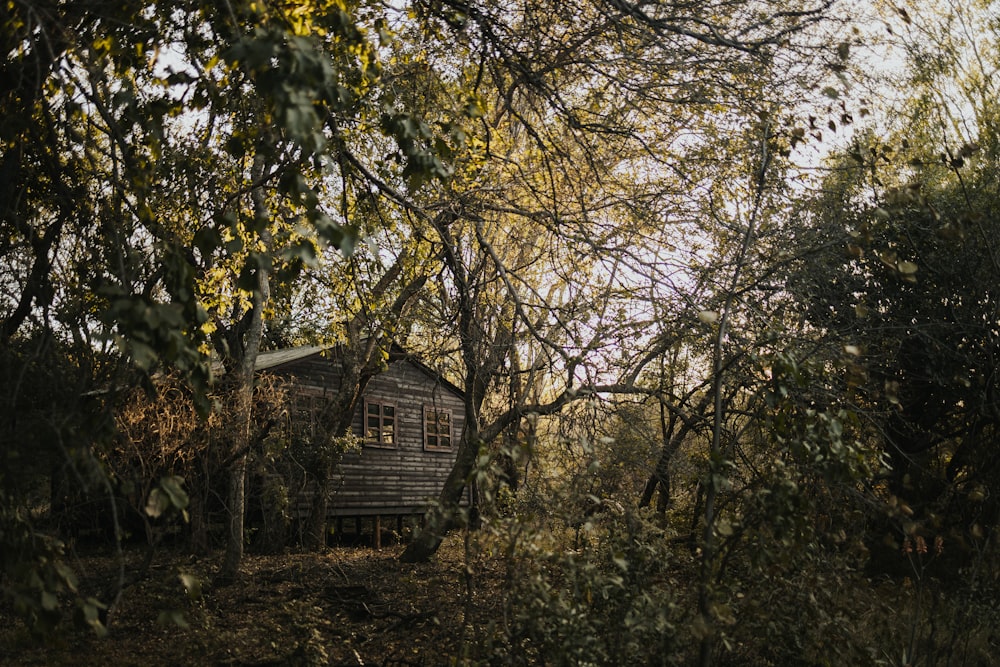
[255, 344, 465, 399]
[254, 345, 326, 371]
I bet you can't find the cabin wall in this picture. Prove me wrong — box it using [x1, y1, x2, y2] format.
[333, 360, 466, 515]
[267, 353, 466, 517]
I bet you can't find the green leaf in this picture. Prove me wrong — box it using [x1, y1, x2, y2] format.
[41, 591, 58, 611]
[160, 476, 189, 511]
[157, 610, 190, 629]
[178, 573, 202, 600]
[54, 562, 79, 593]
[130, 341, 159, 371]
[78, 598, 108, 637]
[281, 239, 319, 267]
[464, 96, 485, 119]
[146, 488, 169, 518]
[193, 225, 224, 257]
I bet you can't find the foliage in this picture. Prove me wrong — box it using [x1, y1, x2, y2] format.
[3, 0, 1000, 661]
[497, 509, 680, 666]
[0, 334, 115, 636]
[0, 504, 107, 638]
[787, 79, 1000, 570]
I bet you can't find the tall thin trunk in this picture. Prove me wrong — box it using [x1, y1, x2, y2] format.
[221, 454, 248, 578]
[697, 122, 770, 667]
[399, 421, 480, 562]
[219, 155, 270, 582]
[188, 471, 209, 555]
[641, 399, 679, 511]
[305, 463, 332, 549]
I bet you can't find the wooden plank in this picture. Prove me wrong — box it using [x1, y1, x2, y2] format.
[263, 349, 468, 519]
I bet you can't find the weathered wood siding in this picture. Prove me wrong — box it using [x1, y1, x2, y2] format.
[263, 349, 466, 516]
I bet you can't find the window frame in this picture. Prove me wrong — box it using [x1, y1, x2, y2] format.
[363, 400, 397, 449]
[423, 405, 453, 452]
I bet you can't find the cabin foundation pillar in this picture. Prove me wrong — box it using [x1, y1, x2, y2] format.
[373, 515, 382, 549]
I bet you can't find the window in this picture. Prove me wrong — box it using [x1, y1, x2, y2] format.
[423, 407, 452, 451]
[364, 401, 396, 448]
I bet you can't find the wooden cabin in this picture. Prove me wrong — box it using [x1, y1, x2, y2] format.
[254, 345, 467, 543]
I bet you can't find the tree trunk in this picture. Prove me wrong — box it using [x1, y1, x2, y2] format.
[220, 454, 247, 579]
[304, 464, 331, 550]
[218, 154, 270, 582]
[187, 472, 210, 555]
[399, 426, 480, 562]
[640, 421, 693, 513]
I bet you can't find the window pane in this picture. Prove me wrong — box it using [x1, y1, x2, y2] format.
[425, 408, 451, 449]
[365, 402, 395, 446]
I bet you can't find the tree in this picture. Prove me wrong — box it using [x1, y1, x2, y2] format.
[1, 0, 471, 622]
[788, 0, 1000, 540]
[386, 0, 845, 574]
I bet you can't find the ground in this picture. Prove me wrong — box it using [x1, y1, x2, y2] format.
[1, 536, 489, 666]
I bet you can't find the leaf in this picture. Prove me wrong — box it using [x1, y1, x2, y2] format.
[836, 42, 851, 60]
[54, 562, 79, 593]
[78, 598, 108, 637]
[157, 610, 190, 629]
[160, 476, 189, 511]
[193, 225, 224, 258]
[698, 310, 719, 324]
[281, 238, 319, 267]
[41, 591, 58, 611]
[464, 96, 485, 119]
[179, 573, 202, 600]
[130, 340, 158, 371]
[146, 488, 169, 518]
[878, 249, 897, 268]
[897, 260, 918, 275]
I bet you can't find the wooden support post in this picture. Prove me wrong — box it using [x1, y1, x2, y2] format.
[396, 515, 403, 534]
[336, 516, 343, 540]
[373, 515, 382, 549]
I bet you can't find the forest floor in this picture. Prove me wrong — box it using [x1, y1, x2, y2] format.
[0, 535, 491, 666]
